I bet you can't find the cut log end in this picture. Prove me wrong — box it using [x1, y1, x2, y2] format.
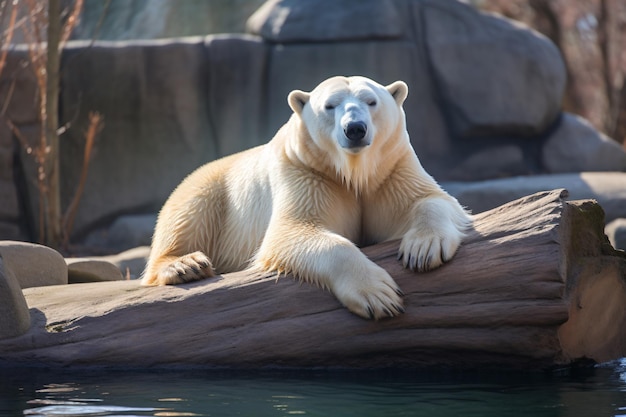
[557, 198, 626, 363]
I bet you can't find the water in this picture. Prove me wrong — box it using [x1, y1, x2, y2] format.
[2, 360, 626, 417]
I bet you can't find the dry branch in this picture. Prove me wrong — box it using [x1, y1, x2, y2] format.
[1, 0, 87, 248]
[62, 111, 103, 246]
[0, 190, 625, 370]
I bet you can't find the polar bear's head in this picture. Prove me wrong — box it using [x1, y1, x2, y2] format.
[287, 76, 409, 189]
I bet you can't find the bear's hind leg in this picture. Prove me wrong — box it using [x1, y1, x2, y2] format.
[142, 251, 215, 286]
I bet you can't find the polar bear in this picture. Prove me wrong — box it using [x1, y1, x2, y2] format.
[142, 76, 472, 319]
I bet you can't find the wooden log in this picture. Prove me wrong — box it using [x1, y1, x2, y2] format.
[0, 189, 624, 370]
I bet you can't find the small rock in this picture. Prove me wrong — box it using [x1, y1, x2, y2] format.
[0, 255, 30, 339]
[66, 259, 125, 284]
[543, 113, 626, 173]
[0, 241, 68, 289]
[606, 219, 626, 251]
[66, 246, 151, 281]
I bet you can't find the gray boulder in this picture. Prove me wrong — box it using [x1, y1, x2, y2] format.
[248, 0, 567, 180]
[63, 246, 150, 283]
[67, 259, 125, 283]
[249, 0, 565, 140]
[0, 241, 68, 289]
[543, 113, 626, 173]
[423, 0, 565, 139]
[0, 255, 30, 339]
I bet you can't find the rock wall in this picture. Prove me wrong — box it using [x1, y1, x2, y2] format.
[473, 0, 626, 149]
[2, 0, 266, 44]
[0, 48, 38, 242]
[74, 0, 266, 40]
[0, 0, 625, 247]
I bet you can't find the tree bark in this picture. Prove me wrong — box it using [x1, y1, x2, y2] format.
[1, 189, 625, 370]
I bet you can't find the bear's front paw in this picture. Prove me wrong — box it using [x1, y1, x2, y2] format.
[398, 227, 462, 272]
[156, 251, 215, 285]
[332, 265, 404, 320]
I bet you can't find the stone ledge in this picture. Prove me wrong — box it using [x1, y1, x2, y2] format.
[443, 172, 626, 223]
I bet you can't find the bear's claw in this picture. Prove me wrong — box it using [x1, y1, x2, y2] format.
[333, 264, 405, 320]
[156, 251, 215, 285]
[399, 230, 462, 272]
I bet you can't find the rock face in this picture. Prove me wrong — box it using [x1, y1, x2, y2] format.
[247, 0, 404, 42]
[0, 48, 34, 243]
[0, 0, 267, 44]
[57, 39, 215, 240]
[0, 129, 23, 241]
[475, 0, 626, 154]
[0, 0, 624, 248]
[422, 1, 565, 139]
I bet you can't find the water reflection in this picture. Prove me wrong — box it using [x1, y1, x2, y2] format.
[24, 404, 159, 416]
[1, 362, 626, 417]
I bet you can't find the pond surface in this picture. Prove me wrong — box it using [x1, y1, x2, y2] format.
[2, 360, 626, 417]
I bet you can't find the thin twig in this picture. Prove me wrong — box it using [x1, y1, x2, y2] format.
[0, 75, 14, 116]
[62, 111, 103, 247]
[89, 0, 111, 47]
[61, 0, 83, 45]
[0, 0, 17, 79]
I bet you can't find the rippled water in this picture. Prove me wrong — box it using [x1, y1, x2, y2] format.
[2, 360, 626, 416]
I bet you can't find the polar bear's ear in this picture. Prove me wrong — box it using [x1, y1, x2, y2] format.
[386, 81, 408, 106]
[288, 90, 311, 115]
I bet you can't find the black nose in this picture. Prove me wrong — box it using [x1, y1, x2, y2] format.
[344, 121, 367, 142]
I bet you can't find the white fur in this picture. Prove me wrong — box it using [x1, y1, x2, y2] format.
[142, 76, 472, 320]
